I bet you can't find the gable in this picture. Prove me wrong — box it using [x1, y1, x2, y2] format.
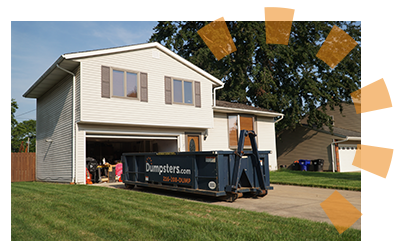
[23, 42, 223, 99]
[64, 42, 223, 87]
[73, 45, 215, 129]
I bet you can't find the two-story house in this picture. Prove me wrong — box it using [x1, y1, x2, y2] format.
[23, 42, 283, 184]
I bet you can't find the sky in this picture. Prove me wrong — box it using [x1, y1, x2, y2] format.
[11, 21, 158, 122]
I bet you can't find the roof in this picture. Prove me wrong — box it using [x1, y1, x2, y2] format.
[301, 123, 361, 138]
[214, 100, 283, 118]
[23, 42, 224, 99]
[297, 102, 361, 138]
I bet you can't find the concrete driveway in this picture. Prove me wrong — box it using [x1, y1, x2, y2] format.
[95, 183, 361, 230]
[211, 184, 361, 230]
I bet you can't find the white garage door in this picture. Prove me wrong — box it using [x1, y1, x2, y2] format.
[338, 144, 360, 172]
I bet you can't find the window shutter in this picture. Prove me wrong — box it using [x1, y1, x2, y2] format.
[140, 72, 148, 102]
[165, 76, 172, 104]
[194, 81, 201, 108]
[101, 66, 110, 98]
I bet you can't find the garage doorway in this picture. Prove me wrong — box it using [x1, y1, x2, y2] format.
[86, 135, 178, 166]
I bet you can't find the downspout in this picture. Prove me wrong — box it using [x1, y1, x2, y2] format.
[57, 64, 76, 184]
[213, 84, 224, 107]
[330, 137, 350, 172]
[331, 139, 336, 172]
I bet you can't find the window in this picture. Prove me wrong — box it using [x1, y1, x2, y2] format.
[173, 79, 183, 103]
[228, 115, 255, 148]
[173, 79, 193, 104]
[165, 76, 200, 107]
[228, 116, 238, 148]
[126, 72, 138, 98]
[112, 69, 138, 98]
[184, 81, 193, 104]
[112, 70, 124, 97]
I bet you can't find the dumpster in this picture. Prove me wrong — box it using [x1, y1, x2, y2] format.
[122, 130, 273, 202]
[298, 159, 311, 171]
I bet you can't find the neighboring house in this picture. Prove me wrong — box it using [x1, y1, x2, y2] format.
[276, 103, 361, 172]
[23, 42, 283, 184]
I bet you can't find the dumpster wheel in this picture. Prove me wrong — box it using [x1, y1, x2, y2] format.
[226, 193, 238, 202]
[225, 192, 244, 202]
[257, 190, 268, 197]
[125, 184, 136, 189]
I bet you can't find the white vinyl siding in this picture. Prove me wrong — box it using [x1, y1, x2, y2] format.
[256, 117, 278, 170]
[202, 112, 231, 151]
[36, 74, 74, 183]
[77, 47, 213, 129]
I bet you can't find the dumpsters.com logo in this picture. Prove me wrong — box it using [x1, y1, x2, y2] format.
[145, 159, 191, 175]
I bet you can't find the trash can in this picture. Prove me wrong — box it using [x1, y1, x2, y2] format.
[109, 166, 116, 183]
[298, 159, 311, 171]
[311, 159, 324, 172]
[291, 161, 301, 170]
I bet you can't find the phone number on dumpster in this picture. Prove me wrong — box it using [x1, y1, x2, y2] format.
[163, 176, 191, 184]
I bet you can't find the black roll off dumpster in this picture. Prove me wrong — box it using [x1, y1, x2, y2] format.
[122, 130, 273, 201]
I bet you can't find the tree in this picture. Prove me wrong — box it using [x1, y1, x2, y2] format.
[149, 21, 361, 132]
[11, 99, 36, 152]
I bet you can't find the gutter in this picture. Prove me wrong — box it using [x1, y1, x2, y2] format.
[213, 85, 224, 107]
[56, 64, 76, 184]
[274, 114, 284, 124]
[213, 105, 284, 118]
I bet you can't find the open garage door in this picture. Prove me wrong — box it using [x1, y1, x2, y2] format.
[86, 134, 178, 166]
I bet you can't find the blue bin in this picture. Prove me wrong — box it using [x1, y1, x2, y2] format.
[298, 159, 311, 171]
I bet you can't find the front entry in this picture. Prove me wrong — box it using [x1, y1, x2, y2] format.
[187, 135, 200, 152]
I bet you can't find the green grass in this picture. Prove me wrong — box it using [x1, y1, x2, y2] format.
[11, 182, 360, 241]
[270, 169, 361, 191]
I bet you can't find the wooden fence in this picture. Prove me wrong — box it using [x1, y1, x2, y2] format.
[11, 153, 36, 182]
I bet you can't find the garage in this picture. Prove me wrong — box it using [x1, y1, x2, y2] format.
[85, 134, 178, 183]
[338, 144, 360, 172]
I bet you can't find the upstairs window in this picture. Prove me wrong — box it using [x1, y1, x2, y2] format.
[173, 79, 193, 104]
[164, 76, 200, 107]
[112, 69, 138, 98]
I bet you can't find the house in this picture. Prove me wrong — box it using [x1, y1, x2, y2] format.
[276, 103, 361, 172]
[23, 42, 283, 184]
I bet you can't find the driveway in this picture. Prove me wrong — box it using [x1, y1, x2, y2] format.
[95, 183, 361, 230]
[211, 184, 361, 230]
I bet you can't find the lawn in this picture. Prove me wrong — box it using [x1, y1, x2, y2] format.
[270, 169, 361, 191]
[11, 182, 360, 241]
